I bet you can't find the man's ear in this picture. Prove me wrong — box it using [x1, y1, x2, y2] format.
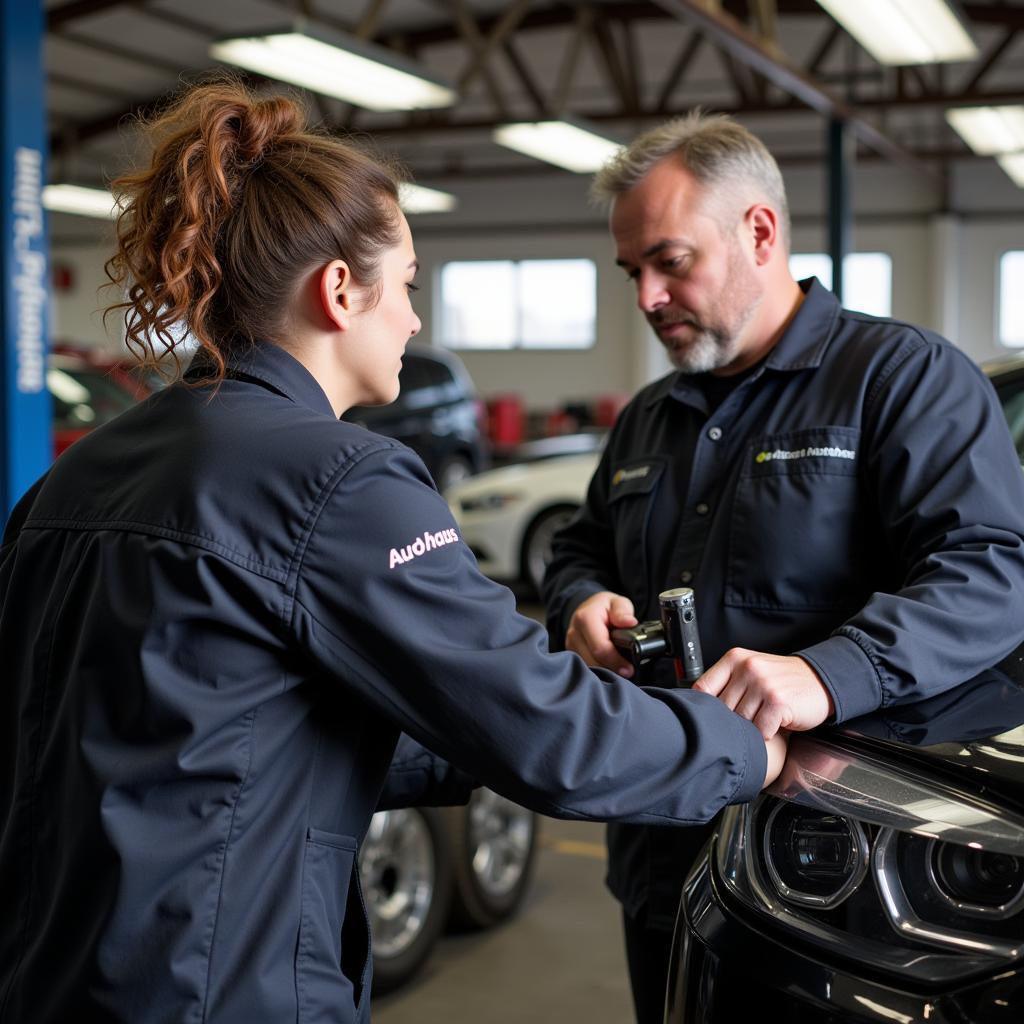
[318, 259, 354, 330]
[744, 204, 780, 267]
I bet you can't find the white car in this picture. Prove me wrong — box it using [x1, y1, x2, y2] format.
[447, 450, 600, 594]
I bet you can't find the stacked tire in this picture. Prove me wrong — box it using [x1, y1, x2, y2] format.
[359, 790, 539, 993]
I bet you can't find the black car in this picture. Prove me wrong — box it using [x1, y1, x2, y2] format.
[668, 652, 1024, 1023]
[345, 345, 488, 492]
[667, 358, 1024, 1024]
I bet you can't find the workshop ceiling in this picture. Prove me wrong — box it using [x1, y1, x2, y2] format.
[43, 0, 1024, 194]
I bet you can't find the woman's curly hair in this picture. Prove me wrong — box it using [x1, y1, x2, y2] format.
[104, 78, 403, 383]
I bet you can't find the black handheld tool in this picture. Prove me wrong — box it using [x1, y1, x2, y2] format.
[611, 587, 704, 685]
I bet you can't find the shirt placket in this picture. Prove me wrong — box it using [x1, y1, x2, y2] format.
[662, 377, 761, 592]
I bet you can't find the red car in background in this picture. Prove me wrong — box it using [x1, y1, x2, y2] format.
[48, 345, 151, 457]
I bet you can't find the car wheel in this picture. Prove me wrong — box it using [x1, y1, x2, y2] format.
[435, 455, 474, 494]
[444, 788, 539, 930]
[359, 807, 453, 994]
[521, 504, 579, 597]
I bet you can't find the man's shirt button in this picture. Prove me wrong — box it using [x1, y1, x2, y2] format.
[680, 570, 694, 584]
[707, 426, 723, 441]
[695, 502, 710, 516]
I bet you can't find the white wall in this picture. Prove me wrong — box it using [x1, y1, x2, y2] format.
[49, 240, 121, 350]
[49, 156, 1024, 411]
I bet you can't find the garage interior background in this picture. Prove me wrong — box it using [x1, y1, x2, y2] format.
[38, 0, 1024, 407]
[6, 2, 1024, 1017]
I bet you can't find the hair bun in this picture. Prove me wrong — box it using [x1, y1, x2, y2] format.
[233, 96, 303, 164]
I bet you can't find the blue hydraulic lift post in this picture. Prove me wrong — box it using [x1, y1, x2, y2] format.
[1, 0, 51, 522]
[827, 117, 853, 305]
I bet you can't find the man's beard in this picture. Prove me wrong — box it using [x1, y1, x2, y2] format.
[650, 315, 739, 374]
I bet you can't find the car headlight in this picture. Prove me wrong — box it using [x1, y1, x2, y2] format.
[712, 736, 1024, 983]
[926, 837, 1024, 918]
[762, 802, 870, 908]
[457, 492, 523, 513]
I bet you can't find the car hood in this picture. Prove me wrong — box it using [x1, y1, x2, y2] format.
[821, 646, 1024, 806]
[446, 451, 599, 499]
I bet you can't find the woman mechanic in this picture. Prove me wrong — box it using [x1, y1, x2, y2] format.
[0, 81, 785, 1024]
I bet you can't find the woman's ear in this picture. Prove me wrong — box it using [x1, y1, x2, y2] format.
[318, 259, 354, 330]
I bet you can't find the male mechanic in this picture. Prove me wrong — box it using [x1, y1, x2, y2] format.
[543, 112, 1024, 1024]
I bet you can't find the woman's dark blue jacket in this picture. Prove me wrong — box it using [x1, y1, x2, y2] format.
[0, 343, 765, 1023]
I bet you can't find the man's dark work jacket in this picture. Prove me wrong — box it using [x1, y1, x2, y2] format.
[0, 343, 767, 1024]
[543, 279, 1024, 929]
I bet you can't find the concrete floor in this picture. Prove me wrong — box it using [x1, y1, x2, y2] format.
[371, 817, 634, 1024]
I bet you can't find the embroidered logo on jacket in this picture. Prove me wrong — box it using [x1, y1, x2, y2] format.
[755, 446, 856, 465]
[612, 465, 652, 486]
[389, 529, 460, 569]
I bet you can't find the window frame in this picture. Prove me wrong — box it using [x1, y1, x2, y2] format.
[435, 257, 598, 352]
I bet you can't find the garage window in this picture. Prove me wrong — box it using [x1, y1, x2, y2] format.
[999, 251, 1024, 349]
[788, 252, 893, 317]
[438, 259, 596, 350]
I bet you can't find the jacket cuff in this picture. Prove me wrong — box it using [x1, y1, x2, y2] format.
[796, 634, 882, 722]
[730, 714, 768, 805]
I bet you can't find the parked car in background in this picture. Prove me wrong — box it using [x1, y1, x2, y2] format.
[360, 789, 538, 992]
[345, 345, 488, 493]
[668, 650, 1024, 1023]
[447, 449, 599, 596]
[492, 428, 607, 467]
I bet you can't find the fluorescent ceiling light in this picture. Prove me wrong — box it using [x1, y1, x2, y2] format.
[814, 0, 977, 65]
[42, 184, 117, 219]
[398, 183, 457, 214]
[997, 154, 1024, 189]
[493, 120, 623, 173]
[210, 25, 456, 112]
[946, 106, 1024, 156]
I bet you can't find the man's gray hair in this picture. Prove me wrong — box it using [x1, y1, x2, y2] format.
[592, 111, 791, 248]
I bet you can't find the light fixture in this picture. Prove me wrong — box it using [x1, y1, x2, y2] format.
[997, 154, 1024, 189]
[814, 0, 977, 65]
[398, 183, 457, 214]
[210, 23, 456, 112]
[946, 106, 1024, 156]
[42, 184, 117, 219]
[492, 120, 622, 173]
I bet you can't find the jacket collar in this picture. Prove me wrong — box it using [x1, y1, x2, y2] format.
[185, 341, 337, 419]
[763, 276, 841, 372]
[644, 276, 841, 409]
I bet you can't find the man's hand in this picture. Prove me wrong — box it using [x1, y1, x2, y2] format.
[565, 590, 638, 679]
[693, 649, 835, 740]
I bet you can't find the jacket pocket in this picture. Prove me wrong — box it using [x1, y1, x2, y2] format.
[607, 456, 666, 599]
[296, 828, 370, 1022]
[725, 426, 868, 611]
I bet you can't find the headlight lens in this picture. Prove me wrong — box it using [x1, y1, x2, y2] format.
[763, 803, 869, 908]
[931, 841, 1024, 917]
[712, 736, 1024, 983]
[458, 492, 522, 513]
